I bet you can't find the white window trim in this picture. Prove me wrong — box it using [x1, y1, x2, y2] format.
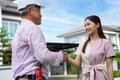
[2, 20, 19, 39]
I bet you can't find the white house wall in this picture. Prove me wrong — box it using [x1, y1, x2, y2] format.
[0, 66, 14, 80]
[104, 30, 117, 34]
[65, 32, 87, 43]
[2, 14, 21, 21]
[64, 30, 120, 50]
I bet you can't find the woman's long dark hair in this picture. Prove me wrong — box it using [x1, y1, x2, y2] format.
[82, 15, 106, 53]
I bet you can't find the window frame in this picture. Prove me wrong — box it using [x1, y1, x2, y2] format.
[2, 20, 19, 39]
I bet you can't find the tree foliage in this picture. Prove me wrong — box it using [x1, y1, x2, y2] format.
[0, 27, 11, 65]
[67, 53, 77, 74]
[112, 43, 120, 62]
[114, 50, 120, 62]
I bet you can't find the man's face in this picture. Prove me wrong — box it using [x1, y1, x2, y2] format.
[30, 6, 42, 25]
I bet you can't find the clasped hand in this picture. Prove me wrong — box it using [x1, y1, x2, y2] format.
[61, 51, 68, 63]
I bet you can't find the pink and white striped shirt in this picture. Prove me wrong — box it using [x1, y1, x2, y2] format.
[11, 19, 63, 79]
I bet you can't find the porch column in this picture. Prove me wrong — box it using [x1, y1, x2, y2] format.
[64, 62, 67, 75]
[0, 5, 2, 65]
[48, 66, 51, 77]
[0, 5, 2, 27]
[116, 33, 120, 50]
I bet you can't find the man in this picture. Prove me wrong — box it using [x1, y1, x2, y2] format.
[11, 0, 67, 80]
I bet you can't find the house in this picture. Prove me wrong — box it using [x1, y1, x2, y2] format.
[0, 1, 20, 80]
[0, 0, 20, 40]
[58, 25, 120, 70]
[0, 0, 20, 65]
[58, 25, 120, 50]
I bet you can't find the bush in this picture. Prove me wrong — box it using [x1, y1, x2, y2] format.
[114, 50, 120, 62]
[114, 70, 120, 77]
[67, 53, 77, 74]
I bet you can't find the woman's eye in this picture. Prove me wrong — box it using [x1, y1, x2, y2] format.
[87, 23, 90, 26]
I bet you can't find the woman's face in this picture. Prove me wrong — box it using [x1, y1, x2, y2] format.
[84, 19, 99, 35]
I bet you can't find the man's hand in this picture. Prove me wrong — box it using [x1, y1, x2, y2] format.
[60, 51, 68, 63]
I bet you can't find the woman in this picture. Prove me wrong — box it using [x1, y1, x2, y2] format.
[67, 15, 115, 80]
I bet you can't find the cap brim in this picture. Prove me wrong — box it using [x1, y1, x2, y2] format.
[40, 5, 45, 8]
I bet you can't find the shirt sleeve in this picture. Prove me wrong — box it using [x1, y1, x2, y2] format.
[29, 26, 63, 66]
[74, 41, 85, 55]
[105, 40, 115, 58]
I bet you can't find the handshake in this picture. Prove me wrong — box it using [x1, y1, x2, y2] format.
[60, 51, 69, 63]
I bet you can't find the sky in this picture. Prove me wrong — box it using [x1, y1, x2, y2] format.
[15, 0, 120, 43]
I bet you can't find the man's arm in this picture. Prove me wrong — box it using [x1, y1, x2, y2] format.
[29, 26, 66, 66]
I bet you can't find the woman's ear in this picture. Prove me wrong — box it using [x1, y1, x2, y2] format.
[96, 23, 100, 28]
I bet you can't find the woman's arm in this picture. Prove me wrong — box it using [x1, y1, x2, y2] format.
[67, 55, 82, 67]
[106, 57, 114, 80]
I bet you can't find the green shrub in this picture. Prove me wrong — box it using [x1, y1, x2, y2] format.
[67, 53, 77, 74]
[114, 70, 120, 77]
[114, 50, 120, 62]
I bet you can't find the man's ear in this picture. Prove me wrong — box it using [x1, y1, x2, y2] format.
[27, 7, 33, 15]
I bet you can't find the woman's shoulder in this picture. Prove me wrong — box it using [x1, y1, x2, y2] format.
[102, 38, 112, 44]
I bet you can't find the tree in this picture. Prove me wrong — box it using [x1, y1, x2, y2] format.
[0, 27, 11, 66]
[112, 43, 120, 69]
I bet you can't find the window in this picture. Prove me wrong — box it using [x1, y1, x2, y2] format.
[2, 21, 18, 39]
[105, 33, 116, 44]
[109, 34, 116, 44]
[10, 23, 18, 37]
